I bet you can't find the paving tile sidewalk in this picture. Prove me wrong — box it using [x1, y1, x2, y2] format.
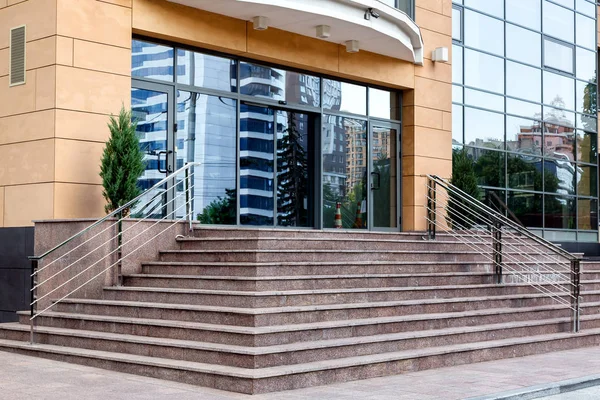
[2, 347, 600, 400]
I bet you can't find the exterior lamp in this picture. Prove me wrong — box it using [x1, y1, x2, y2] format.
[252, 16, 268, 30]
[432, 47, 449, 63]
[346, 40, 360, 53]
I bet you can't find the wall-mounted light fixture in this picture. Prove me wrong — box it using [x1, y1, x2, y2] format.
[432, 47, 449, 63]
[346, 40, 360, 53]
[252, 16, 268, 30]
[316, 25, 331, 39]
[364, 8, 380, 20]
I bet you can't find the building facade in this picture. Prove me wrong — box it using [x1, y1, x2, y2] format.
[0, 0, 597, 320]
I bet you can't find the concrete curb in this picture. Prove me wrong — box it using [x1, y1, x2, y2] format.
[465, 375, 600, 400]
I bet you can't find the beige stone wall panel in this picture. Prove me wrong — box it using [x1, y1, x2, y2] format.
[55, 139, 104, 185]
[4, 183, 54, 227]
[415, 58, 451, 82]
[100, 0, 132, 7]
[416, 6, 451, 36]
[0, 139, 55, 186]
[27, 36, 56, 71]
[338, 46, 415, 89]
[54, 183, 104, 219]
[414, 76, 452, 112]
[414, 106, 444, 130]
[0, 186, 4, 227]
[55, 66, 131, 115]
[416, 0, 444, 14]
[0, 0, 7, 9]
[420, 28, 452, 62]
[55, 109, 111, 143]
[0, 47, 7, 76]
[57, 0, 131, 49]
[73, 40, 131, 76]
[56, 35, 73, 66]
[132, 0, 247, 54]
[0, 0, 57, 49]
[411, 126, 452, 158]
[0, 109, 55, 145]
[35, 65, 56, 110]
[0, 71, 36, 118]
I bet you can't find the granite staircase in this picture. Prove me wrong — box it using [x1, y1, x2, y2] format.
[1, 227, 599, 394]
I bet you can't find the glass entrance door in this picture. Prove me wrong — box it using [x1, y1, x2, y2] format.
[369, 122, 400, 230]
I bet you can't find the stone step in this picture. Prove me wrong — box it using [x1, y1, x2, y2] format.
[159, 249, 563, 263]
[2, 329, 600, 394]
[123, 272, 572, 291]
[1, 316, 591, 369]
[101, 284, 580, 308]
[52, 293, 582, 327]
[141, 260, 498, 276]
[17, 304, 585, 347]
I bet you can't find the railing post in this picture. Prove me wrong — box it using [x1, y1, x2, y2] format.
[30, 258, 39, 344]
[427, 177, 436, 240]
[116, 211, 123, 286]
[493, 222, 503, 284]
[571, 258, 581, 333]
[185, 164, 193, 233]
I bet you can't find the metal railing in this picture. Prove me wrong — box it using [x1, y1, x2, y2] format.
[425, 175, 581, 333]
[28, 162, 200, 344]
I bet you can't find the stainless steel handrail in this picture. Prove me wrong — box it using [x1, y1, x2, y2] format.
[28, 162, 201, 344]
[425, 174, 581, 333]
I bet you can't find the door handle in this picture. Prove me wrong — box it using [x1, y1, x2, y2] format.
[371, 172, 380, 190]
[157, 150, 173, 174]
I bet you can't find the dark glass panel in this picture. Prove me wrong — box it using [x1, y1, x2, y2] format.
[131, 40, 174, 82]
[452, 45, 463, 84]
[506, 98, 541, 120]
[507, 191, 543, 228]
[464, 49, 504, 94]
[542, 122, 575, 161]
[543, 159, 576, 195]
[506, 24, 541, 67]
[576, 130, 597, 164]
[507, 153, 542, 191]
[543, 39, 573, 74]
[452, 7, 461, 41]
[506, 117, 543, 155]
[322, 115, 367, 229]
[545, 194, 576, 229]
[452, 104, 463, 147]
[544, 106, 576, 128]
[177, 91, 237, 224]
[578, 198, 598, 230]
[576, 47, 596, 82]
[543, 71, 575, 111]
[577, 114, 597, 133]
[466, 147, 505, 188]
[176, 50, 237, 92]
[464, 9, 504, 56]
[240, 103, 274, 225]
[464, 107, 504, 149]
[577, 165, 597, 197]
[576, 80, 597, 115]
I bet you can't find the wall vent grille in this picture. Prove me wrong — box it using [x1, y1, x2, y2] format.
[9, 25, 26, 86]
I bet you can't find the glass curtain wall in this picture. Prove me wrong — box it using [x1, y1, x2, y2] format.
[452, 0, 598, 241]
[131, 39, 401, 229]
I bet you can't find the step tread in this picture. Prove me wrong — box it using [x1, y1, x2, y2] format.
[160, 249, 541, 254]
[177, 237, 530, 245]
[2, 329, 600, 379]
[142, 260, 564, 266]
[2, 315, 590, 355]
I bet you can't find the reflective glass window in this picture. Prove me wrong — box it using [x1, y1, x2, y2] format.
[506, 0, 540, 30]
[452, 7, 462, 41]
[506, 24, 541, 67]
[506, 98, 542, 120]
[241, 62, 321, 108]
[576, 47, 596, 82]
[551, 0, 574, 7]
[507, 191, 543, 227]
[396, 0, 413, 16]
[545, 194, 576, 229]
[576, 114, 597, 133]
[464, 107, 505, 149]
[453, 84, 463, 103]
[464, 10, 504, 56]
[543, 159, 576, 196]
[131, 40, 175, 82]
[322, 115, 367, 229]
[543, 121, 575, 161]
[543, 1, 574, 43]
[323, 79, 366, 115]
[452, 104, 463, 146]
[543, 39, 573, 74]
[507, 154, 542, 191]
[578, 198, 598, 230]
[544, 106, 576, 128]
[177, 50, 237, 92]
[576, 80, 597, 115]
[576, 130, 598, 164]
[577, 165, 597, 197]
[576, 13, 596, 50]
[576, 0, 596, 17]
[178, 92, 238, 224]
[452, 45, 463, 84]
[506, 61, 541, 103]
[467, 147, 505, 188]
[369, 88, 400, 120]
[464, 88, 504, 112]
[464, 0, 504, 17]
[506, 117, 543, 155]
[543, 71, 575, 110]
[464, 49, 504, 94]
